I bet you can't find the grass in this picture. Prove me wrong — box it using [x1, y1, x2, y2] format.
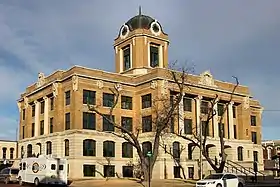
[70, 178, 196, 187]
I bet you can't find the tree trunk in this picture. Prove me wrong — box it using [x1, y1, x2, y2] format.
[179, 165, 187, 179]
[140, 158, 154, 181]
[216, 161, 225, 173]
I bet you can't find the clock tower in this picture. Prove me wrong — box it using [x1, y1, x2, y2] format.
[114, 7, 170, 75]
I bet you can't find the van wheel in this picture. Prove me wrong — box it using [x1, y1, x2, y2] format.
[238, 182, 244, 187]
[216, 184, 222, 187]
[34, 178, 40, 187]
[4, 177, 9, 184]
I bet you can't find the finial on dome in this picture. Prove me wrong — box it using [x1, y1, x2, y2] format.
[139, 6, 142, 15]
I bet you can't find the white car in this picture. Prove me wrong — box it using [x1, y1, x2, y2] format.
[196, 173, 245, 187]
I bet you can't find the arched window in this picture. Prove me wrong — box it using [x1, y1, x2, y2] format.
[83, 139, 96, 156]
[10, 148, 14, 159]
[142, 141, 152, 156]
[65, 139, 69, 156]
[36, 143, 41, 155]
[267, 147, 272, 160]
[122, 142, 133, 158]
[2, 147, 7, 159]
[237, 146, 243, 161]
[27, 144, 32, 157]
[46, 141, 52, 155]
[103, 141, 115, 157]
[173, 142, 180, 159]
[188, 144, 194, 160]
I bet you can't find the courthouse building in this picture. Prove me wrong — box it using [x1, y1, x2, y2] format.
[17, 11, 264, 179]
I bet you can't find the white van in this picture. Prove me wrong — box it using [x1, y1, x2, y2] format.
[17, 155, 68, 186]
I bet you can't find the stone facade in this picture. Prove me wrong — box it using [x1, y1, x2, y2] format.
[17, 11, 263, 180]
[0, 140, 18, 165]
[262, 140, 280, 176]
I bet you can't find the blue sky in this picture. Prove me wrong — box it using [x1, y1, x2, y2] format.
[0, 0, 280, 140]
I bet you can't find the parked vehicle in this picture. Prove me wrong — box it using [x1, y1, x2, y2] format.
[0, 167, 19, 184]
[17, 155, 68, 186]
[196, 173, 245, 187]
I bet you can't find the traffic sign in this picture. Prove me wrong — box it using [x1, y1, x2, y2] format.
[147, 151, 152, 157]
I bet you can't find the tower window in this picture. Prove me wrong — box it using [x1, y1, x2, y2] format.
[150, 44, 159, 67]
[123, 46, 131, 71]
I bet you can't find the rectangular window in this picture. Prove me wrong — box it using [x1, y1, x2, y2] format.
[123, 46, 131, 71]
[40, 101, 45, 114]
[83, 112, 96, 130]
[103, 93, 114, 107]
[251, 115, 256, 126]
[22, 109, 25, 120]
[253, 151, 258, 162]
[233, 106, 236, 118]
[183, 97, 192, 112]
[50, 97, 54, 110]
[103, 115, 115, 132]
[252, 131, 257, 144]
[121, 117, 133, 132]
[142, 115, 152, 132]
[170, 117, 174, 133]
[122, 166, 133, 178]
[200, 101, 209, 114]
[83, 90, 96, 105]
[217, 104, 224, 116]
[40, 120, 44, 135]
[218, 123, 225, 138]
[142, 94, 152, 109]
[32, 105, 35, 117]
[31, 123, 35, 137]
[22, 126, 25, 139]
[233, 125, 237, 139]
[83, 165, 95, 177]
[65, 91, 71, 105]
[104, 165, 115, 177]
[201, 121, 209, 136]
[121, 96, 132, 110]
[184, 119, 192, 134]
[150, 45, 159, 67]
[65, 113, 71, 130]
[50, 118, 54, 133]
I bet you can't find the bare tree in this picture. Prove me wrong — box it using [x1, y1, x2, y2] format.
[87, 63, 190, 181]
[159, 140, 187, 179]
[176, 76, 239, 174]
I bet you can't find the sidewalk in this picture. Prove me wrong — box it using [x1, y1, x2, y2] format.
[70, 179, 196, 187]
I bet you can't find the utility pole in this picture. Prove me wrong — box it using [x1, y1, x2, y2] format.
[199, 120, 203, 179]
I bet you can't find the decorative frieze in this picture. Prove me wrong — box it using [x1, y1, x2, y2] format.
[24, 97, 29, 109]
[150, 80, 157, 89]
[36, 72, 45, 88]
[114, 83, 122, 91]
[52, 83, 58, 97]
[72, 75, 79, 91]
[160, 80, 169, 95]
[97, 80, 104, 89]
[243, 96, 250, 110]
[198, 70, 217, 87]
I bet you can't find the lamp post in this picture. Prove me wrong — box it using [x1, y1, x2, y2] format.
[199, 120, 203, 179]
[147, 151, 152, 187]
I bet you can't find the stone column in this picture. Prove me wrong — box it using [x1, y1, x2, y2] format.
[195, 96, 202, 135]
[178, 93, 185, 134]
[34, 100, 40, 136]
[43, 96, 49, 135]
[159, 45, 164, 68]
[228, 101, 234, 139]
[213, 103, 219, 138]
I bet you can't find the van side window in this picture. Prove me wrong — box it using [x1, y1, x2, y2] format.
[19, 163, 22, 170]
[23, 163, 26, 170]
[51, 164, 56, 170]
[59, 165, 63, 170]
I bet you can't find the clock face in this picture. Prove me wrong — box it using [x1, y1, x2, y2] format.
[120, 25, 129, 39]
[121, 26, 128, 36]
[150, 21, 161, 36]
[152, 23, 160, 33]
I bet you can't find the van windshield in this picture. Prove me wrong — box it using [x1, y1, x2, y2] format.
[11, 169, 19, 175]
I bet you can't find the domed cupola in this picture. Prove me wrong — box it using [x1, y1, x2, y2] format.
[114, 7, 169, 75]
